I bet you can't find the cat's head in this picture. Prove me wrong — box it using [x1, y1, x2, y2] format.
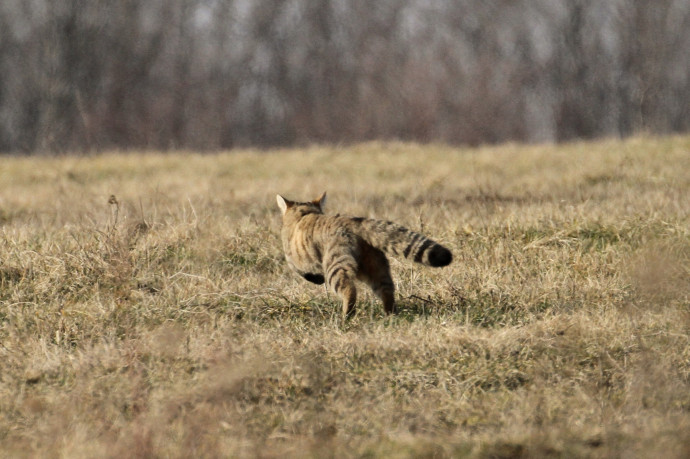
[276, 192, 327, 218]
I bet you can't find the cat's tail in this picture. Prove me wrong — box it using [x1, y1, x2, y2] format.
[354, 218, 452, 267]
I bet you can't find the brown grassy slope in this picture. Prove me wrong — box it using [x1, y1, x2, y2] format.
[0, 137, 689, 457]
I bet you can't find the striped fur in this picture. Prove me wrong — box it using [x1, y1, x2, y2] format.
[277, 192, 452, 319]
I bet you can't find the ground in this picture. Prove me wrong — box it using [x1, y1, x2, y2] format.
[1, 137, 689, 457]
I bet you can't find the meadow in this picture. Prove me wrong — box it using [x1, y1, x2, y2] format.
[0, 137, 689, 458]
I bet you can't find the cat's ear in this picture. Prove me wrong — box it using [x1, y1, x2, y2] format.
[313, 191, 327, 211]
[276, 195, 293, 215]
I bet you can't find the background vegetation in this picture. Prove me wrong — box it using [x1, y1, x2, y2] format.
[2, 0, 690, 152]
[1, 136, 688, 457]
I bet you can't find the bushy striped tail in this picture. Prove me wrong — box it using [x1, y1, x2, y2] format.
[355, 219, 452, 267]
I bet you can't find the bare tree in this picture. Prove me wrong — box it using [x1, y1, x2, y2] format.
[1, 0, 690, 153]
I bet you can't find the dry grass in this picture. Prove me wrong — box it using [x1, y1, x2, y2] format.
[1, 136, 689, 458]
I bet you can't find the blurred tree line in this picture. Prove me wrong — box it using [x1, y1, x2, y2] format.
[1, 0, 689, 153]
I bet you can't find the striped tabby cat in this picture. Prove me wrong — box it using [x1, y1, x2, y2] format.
[277, 192, 452, 319]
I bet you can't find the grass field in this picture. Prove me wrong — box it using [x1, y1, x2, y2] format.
[1, 137, 689, 458]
